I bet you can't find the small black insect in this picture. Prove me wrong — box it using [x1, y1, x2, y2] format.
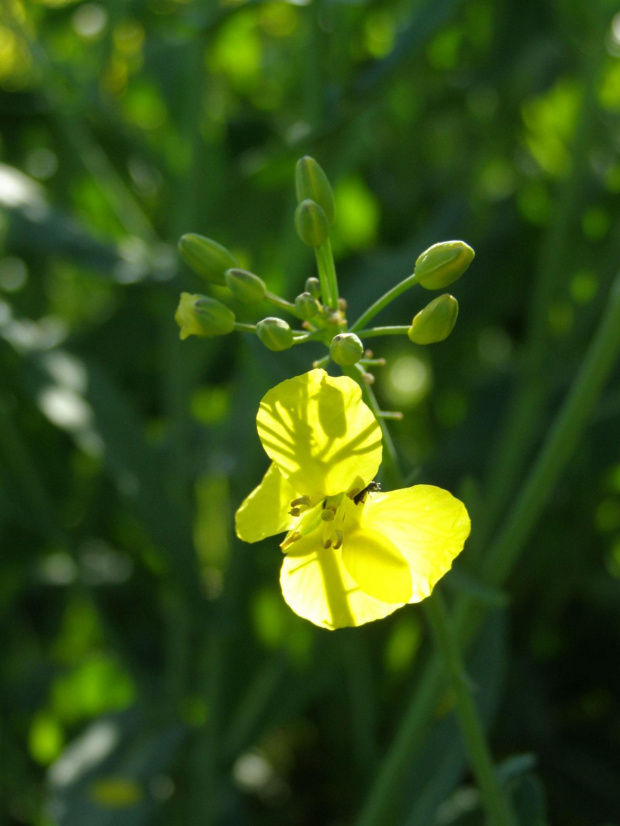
[353, 480, 381, 505]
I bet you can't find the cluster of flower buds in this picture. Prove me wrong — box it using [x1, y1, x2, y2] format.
[174, 156, 474, 378]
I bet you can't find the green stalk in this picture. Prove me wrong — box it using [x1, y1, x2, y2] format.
[424, 592, 516, 826]
[265, 291, 301, 317]
[350, 274, 418, 332]
[484, 274, 620, 587]
[476, 28, 606, 553]
[356, 273, 620, 825]
[355, 326, 410, 338]
[314, 239, 340, 310]
[234, 323, 257, 334]
[354, 375, 514, 825]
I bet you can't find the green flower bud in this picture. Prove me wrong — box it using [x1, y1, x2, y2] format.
[295, 199, 330, 247]
[256, 317, 294, 351]
[408, 294, 459, 345]
[295, 156, 335, 225]
[305, 277, 321, 299]
[175, 293, 236, 340]
[178, 234, 238, 286]
[224, 268, 266, 305]
[414, 241, 474, 290]
[295, 291, 320, 320]
[330, 332, 364, 366]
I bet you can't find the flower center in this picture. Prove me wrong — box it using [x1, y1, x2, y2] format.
[281, 483, 377, 552]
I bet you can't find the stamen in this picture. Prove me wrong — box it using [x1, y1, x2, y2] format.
[281, 531, 301, 551]
[291, 496, 311, 507]
[321, 509, 335, 522]
[333, 530, 343, 550]
[322, 539, 332, 549]
[289, 507, 301, 517]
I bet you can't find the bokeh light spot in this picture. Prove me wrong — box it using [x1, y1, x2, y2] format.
[72, 3, 108, 39]
[384, 353, 432, 408]
[333, 177, 379, 251]
[570, 270, 598, 304]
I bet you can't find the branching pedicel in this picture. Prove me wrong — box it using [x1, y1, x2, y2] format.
[174, 156, 474, 396]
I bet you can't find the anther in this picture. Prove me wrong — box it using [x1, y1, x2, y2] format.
[281, 531, 301, 551]
[289, 507, 300, 517]
[322, 539, 332, 549]
[291, 496, 310, 507]
[333, 531, 343, 550]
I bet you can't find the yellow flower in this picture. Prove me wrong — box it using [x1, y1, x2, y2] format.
[235, 369, 470, 630]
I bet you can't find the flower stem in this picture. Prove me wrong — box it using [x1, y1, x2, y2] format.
[358, 377, 515, 826]
[424, 592, 516, 826]
[313, 354, 331, 369]
[234, 322, 257, 333]
[483, 273, 620, 588]
[265, 291, 300, 317]
[375, 410, 403, 420]
[355, 326, 410, 338]
[314, 238, 339, 310]
[349, 273, 418, 332]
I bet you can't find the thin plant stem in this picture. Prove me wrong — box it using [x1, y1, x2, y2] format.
[314, 239, 339, 310]
[265, 291, 300, 317]
[356, 272, 620, 826]
[424, 592, 516, 826]
[477, 30, 606, 553]
[350, 274, 418, 332]
[234, 322, 257, 333]
[483, 273, 620, 588]
[353, 373, 515, 825]
[360, 358, 387, 367]
[355, 326, 410, 338]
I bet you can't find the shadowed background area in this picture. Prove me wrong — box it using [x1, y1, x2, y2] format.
[1, 1, 620, 824]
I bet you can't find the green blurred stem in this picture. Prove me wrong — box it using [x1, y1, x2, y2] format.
[350, 274, 418, 332]
[234, 322, 257, 333]
[376, 410, 403, 420]
[292, 330, 326, 345]
[484, 274, 620, 588]
[355, 326, 410, 338]
[360, 358, 387, 366]
[357, 273, 620, 826]
[314, 239, 339, 310]
[477, 29, 605, 552]
[353, 372, 514, 825]
[424, 592, 516, 826]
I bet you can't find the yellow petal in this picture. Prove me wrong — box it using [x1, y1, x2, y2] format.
[342, 529, 412, 603]
[235, 463, 298, 543]
[280, 530, 403, 629]
[359, 485, 470, 602]
[257, 369, 382, 501]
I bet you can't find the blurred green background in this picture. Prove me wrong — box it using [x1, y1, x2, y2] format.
[2, 0, 620, 824]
